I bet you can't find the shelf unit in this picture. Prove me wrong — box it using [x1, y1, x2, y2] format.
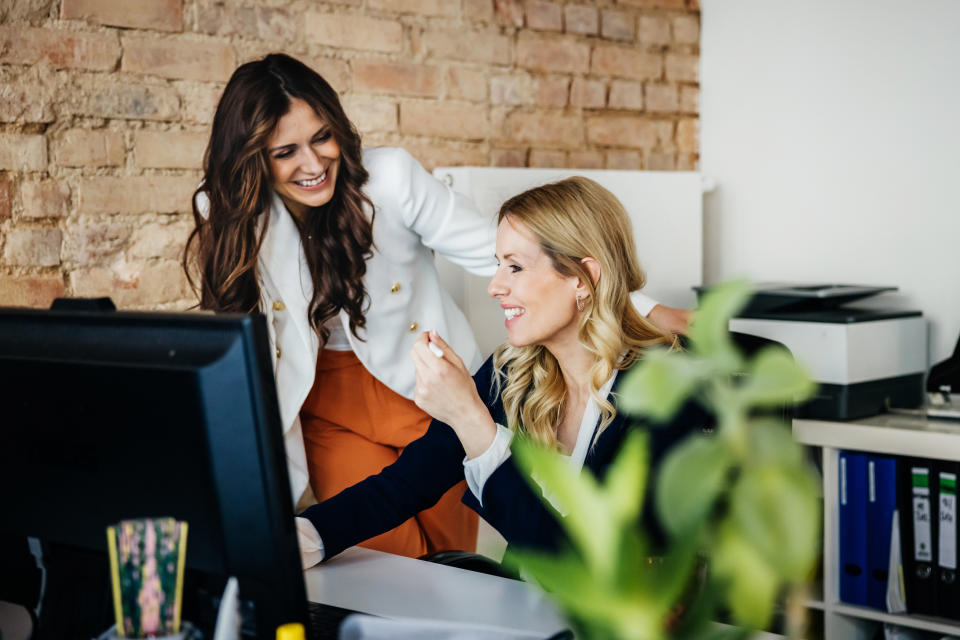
[793, 415, 960, 640]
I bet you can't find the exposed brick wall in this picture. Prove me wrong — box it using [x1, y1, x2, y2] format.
[0, 0, 699, 310]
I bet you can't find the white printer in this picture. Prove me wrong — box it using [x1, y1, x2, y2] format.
[713, 284, 927, 420]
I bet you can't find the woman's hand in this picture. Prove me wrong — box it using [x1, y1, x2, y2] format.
[410, 331, 497, 458]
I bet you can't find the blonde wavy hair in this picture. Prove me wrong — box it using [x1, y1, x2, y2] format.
[492, 177, 675, 448]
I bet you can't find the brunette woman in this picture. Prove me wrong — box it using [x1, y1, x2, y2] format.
[186, 54, 686, 558]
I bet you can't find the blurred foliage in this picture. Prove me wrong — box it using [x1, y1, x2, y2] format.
[509, 280, 822, 640]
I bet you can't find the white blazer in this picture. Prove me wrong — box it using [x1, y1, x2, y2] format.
[256, 148, 498, 505]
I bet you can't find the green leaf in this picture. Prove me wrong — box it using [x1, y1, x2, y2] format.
[655, 434, 734, 537]
[507, 549, 663, 639]
[747, 418, 804, 466]
[618, 348, 705, 421]
[739, 346, 817, 407]
[602, 430, 650, 525]
[727, 464, 822, 581]
[687, 280, 753, 371]
[511, 437, 617, 578]
[711, 522, 779, 629]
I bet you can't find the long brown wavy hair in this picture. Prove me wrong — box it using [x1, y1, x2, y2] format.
[183, 53, 374, 343]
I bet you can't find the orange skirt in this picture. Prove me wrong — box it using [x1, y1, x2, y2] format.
[300, 349, 478, 557]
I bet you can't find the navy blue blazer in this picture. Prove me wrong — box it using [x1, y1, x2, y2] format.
[300, 356, 708, 559]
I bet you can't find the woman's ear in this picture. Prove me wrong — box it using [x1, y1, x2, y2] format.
[578, 257, 601, 289]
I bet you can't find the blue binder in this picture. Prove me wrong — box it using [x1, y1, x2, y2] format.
[840, 451, 869, 605]
[866, 455, 897, 609]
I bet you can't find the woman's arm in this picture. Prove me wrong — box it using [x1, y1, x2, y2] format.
[298, 418, 467, 561]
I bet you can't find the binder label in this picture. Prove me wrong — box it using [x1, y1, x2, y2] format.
[869, 460, 876, 503]
[913, 467, 932, 563]
[939, 472, 957, 570]
[841, 456, 847, 506]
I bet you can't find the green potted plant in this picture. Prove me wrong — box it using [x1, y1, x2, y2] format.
[509, 281, 821, 640]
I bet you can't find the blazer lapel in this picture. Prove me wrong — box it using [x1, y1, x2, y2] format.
[257, 191, 317, 367]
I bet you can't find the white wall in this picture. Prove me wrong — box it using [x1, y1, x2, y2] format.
[700, 0, 960, 366]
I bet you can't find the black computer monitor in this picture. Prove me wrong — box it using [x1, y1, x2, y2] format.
[0, 305, 308, 639]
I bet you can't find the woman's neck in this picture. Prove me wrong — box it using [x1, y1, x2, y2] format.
[546, 340, 594, 402]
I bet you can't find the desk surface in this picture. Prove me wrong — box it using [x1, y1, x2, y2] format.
[304, 547, 568, 636]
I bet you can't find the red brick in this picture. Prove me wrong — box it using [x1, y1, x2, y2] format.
[179, 82, 223, 126]
[617, 0, 686, 8]
[367, 0, 457, 17]
[55, 129, 126, 167]
[133, 130, 206, 169]
[421, 29, 510, 65]
[517, 33, 589, 74]
[128, 218, 193, 260]
[464, 0, 494, 23]
[353, 62, 442, 98]
[0, 173, 11, 219]
[677, 118, 697, 153]
[569, 151, 603, 169]
[645, 152, 675, 170]
[606, 150, 640, 170]
[404, 143, 487, 172]
[645, 84, 678, 112]
[564, 4, 598, 35]
[62, 0, 183, 32]
[4, 228, 61, 267]
[587, 116, 658, 149]
[66, 76, 180, 121]
[0, 134, 47, 171]
[71, 260, 192, 308]
[592, 45, 661, 80]
[537, 76, 569, 107]
[491, 148, 526, 167]
[122, 35, 235, 82]
[529, 150, 566, 168]
[491, 74, 535, 106]
[447, 67, 487, 102]
[608, 80, 643, 110]
[569, 78, 605, 109]
[77, 176, 196, 215]
[400, 102, 490, 140]
[638, 16, 671, 47]
[196, 5, 296, 41]
[494, 0, 523, 26]
[305, 13, 402, 53]
[665, 54, 698, 82]
[0, 67, 56, 123]
[526, 2, 562, 31]
[20, 180, 71, 219]
[63, 218, 131, 264]
[680, 86, 698, 114]
[343, 97, 398, 133]
[601, 9, 635, 42]
[673, 15, 700, 44]
[654, 120, 675, 148]
[0, 26, 119, 71]
[503, 111, 583, 147]
[301, 56, 351, 94]
[0, 275, 65, 308]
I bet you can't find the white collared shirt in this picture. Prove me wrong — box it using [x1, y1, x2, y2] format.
[463, 370, 620, 511]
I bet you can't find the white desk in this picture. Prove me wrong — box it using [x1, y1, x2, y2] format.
[304, 547, 568, 636]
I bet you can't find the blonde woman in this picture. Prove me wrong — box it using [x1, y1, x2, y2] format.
[297, 177, 705, 563]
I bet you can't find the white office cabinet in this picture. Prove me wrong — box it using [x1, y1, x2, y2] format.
[793, 416, 960, 640]
[431, 167, 706, 358]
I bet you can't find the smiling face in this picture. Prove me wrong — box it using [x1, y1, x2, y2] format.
[265, 97, 341, 222]
[487, 217, 582, 351]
